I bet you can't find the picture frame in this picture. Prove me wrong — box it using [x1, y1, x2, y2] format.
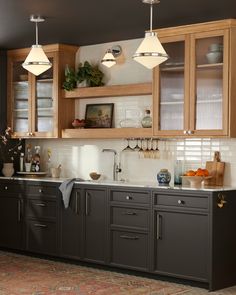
[85, 103, 114, 128]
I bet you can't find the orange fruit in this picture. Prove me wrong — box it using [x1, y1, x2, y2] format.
[185, 170, 196, 176]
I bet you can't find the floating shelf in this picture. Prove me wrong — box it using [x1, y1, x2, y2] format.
[62, 83, 152, 99]
[62, 127, 153, 139]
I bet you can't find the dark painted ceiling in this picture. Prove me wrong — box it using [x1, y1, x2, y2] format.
[0, 0, 236, 49]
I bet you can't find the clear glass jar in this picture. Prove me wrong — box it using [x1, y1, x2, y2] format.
[141, 110, 152, 128]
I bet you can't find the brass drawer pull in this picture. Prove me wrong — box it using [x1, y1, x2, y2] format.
[35, 203, 46, 207]
[4, 186, 8, 190]
[123, 211, 137, 216]
[120, 235, 139, 240]
[217, 193, 227, 208]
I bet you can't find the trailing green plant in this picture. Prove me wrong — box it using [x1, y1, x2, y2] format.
[77, 61, 104, 87]
[62, 66, 77, 91]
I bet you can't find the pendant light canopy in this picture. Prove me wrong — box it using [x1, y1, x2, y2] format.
[133, 0, 168, 69]
[22, 16, 52, 76]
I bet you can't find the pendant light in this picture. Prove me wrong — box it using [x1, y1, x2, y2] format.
[22, 16, 52, 76]
[133, 0, 168, 69]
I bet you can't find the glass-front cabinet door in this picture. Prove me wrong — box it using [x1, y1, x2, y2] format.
[33, 56, 55, 137]
[8, 53, 56, 138]
[153, 35, 189, 136]
[10, 59, 31, 136]
[189, 29, 229, 136]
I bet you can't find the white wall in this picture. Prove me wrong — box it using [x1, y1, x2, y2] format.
[26, 38, 236, 186]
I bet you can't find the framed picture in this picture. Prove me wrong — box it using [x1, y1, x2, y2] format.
[85, 103, 114, 128]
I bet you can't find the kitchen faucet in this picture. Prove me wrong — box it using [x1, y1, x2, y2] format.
[102, 149, 122, 181]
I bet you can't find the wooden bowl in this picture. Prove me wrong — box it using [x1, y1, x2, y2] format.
[89, 172, 101, 180]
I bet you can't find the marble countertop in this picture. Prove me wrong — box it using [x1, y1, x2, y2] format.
[0, 176, 235, 192]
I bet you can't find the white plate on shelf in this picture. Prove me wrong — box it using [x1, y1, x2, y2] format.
[171, 94, 184, 100]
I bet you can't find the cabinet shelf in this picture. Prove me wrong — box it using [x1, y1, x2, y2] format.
[160, 66, 185, 72]
[63, 83, 152, 99]
[196, 63, 223, 69]
[62, 127, 153, 139]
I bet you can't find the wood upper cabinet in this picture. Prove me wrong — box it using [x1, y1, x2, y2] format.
[7, 44, 78, 138]
[153, 20, 236, 137]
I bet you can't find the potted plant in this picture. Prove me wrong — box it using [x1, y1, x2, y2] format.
[77, 61, 104, 87]
[62, 66, 77, 91]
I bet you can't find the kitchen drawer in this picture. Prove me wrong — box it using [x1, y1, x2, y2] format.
[26, 219, 57, 255]
[25, 199, 57, 219]
[110, 190, 150, 205]
[0, 183, 22, 195]
[26, 185, 58, 198]
[110, 230, 148, 270]
[154, 193, 208, 210]
[111, 206, 149, 229]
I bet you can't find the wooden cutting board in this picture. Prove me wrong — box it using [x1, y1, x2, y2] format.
[205, 151, 225, 186]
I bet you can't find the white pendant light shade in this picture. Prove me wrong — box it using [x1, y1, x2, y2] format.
[22, 45, 52, 76]
[101, 50, 116, 68]
[133, 32, 168, 69]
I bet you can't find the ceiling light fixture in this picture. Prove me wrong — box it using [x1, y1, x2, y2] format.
[133, 0, 168, 69]
[22, 15, 52, 76]
[101, 45, 122, 68]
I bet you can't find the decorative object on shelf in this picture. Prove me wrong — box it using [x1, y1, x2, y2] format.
[206, 43, 223, 64]
[181, 175, 212, 188]
[19, 74, 28, 81]
[89, 172, 101, 180]
[0, 127, 23, 176]
[51, 165, 61, 178]
[77, 61, 104, 87]
[22, 15, 52, 76]
[141, 109, 152, 128]
[85, 103, 114, 128]
[72, 119, 86, 128]
[133, 0, 168, 69]
[157, 168, 171, 185]
[101, 45, 122, 68]
[62, 65, 77, 91]
[2, 163, 14, 177]
[174, 160, 184, 185]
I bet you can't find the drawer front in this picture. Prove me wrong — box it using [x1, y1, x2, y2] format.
[155, 194, 208, 210]
[111, 207, 148, 229]
[26, 185, 58, 198]
[111, 190, 149, 204]
[26, 199, 57, 219]
[0, 183, 21, 195]
[111, 230, 148, 270]
[26, 220, 57, 255]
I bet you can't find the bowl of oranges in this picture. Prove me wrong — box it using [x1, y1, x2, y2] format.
[182, 168, 212, 188]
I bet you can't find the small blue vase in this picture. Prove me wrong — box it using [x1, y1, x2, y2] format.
[157, 169, 171, 185]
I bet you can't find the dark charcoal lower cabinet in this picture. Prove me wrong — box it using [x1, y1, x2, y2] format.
[25, 183, 59, 256]
[1, 178, 236, 291]
[109, 188, 151, 271]
[60, 185, 107, 264]
[0, 182, 24, 249]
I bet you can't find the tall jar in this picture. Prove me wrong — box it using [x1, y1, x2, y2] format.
[2, 163, 14, 177]
[141, 110, 152, 128]
[157, 169, 171, 186]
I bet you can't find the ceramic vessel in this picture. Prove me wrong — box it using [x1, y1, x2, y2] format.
[2, 163, 14, 177]
[141, 110, 152, 128]
[206, 43, 223, 64]
[157, 169, 171, 185]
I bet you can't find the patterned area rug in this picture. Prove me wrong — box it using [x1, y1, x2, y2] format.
[0, 251, 236, 295]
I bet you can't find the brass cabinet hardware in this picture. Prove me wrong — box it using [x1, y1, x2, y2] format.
[217, 193, 227, 208]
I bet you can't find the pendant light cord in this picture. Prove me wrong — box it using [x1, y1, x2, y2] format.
[35, 21, 38, 45]
[150, 3, 153, 32]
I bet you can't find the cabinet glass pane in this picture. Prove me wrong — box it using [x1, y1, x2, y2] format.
[195, 36, 223, 130]
[159, 41, 185, 130]
[35, 58, 54, 132]
[12, 61, 29, 132]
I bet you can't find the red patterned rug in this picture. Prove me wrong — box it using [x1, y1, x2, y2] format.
[0, 251, 235, 294]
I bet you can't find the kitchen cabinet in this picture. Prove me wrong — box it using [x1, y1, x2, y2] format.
[109, 188, 151, 271]
[60, 185, 108, 264]
[0, 181, 24, 250]
[24, 182, 60, 256]
[153, 19, 236, 137]
[7, 44, 78, 138]
[62, 83, 153, 139]
[152, 192, 209, 281]
[0, 50, 7, 133]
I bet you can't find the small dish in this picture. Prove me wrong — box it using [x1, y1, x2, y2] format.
[181, 176, 212, 188]
[72, 121, 86, 128]
[89, 172, 101, 180]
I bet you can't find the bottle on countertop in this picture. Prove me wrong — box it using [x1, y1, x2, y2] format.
[20, 153, 24, 172]
[32, 146, 41, 172]
[141, 109, 152, 128]
[174, 160, 184, 185]
[25, 144, 32, 163]
[46, 148, 52, 176]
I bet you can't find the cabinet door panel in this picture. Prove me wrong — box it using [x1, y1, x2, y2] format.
[84, 188, 106, 263]
[154, 210, 208, 280]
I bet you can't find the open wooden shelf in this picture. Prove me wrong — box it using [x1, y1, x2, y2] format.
[62, 127, 153, 139]
[62, 83, 152, 99]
